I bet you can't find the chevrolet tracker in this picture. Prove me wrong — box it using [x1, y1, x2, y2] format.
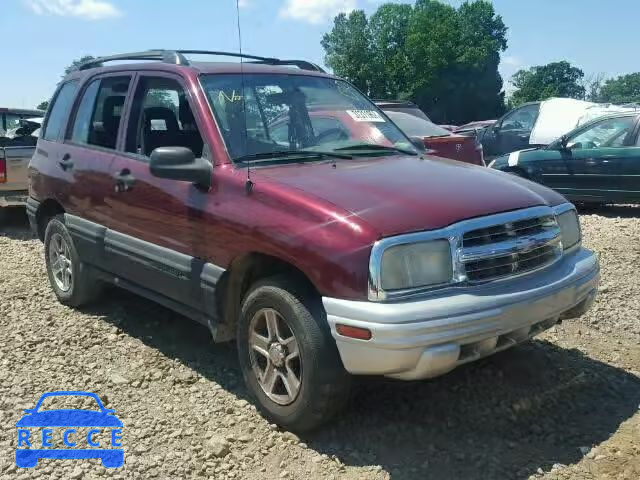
[27, 50, 600, 431]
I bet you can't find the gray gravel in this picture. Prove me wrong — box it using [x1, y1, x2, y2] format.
[1, 205, 639, 480]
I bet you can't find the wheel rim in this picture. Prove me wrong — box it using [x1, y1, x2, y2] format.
[49, 233, 73, 292]
[248, 308, 302, 406]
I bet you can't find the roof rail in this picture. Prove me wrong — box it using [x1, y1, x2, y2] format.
[77, 49, 325, 72]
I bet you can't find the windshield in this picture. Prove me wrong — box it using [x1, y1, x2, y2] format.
[384, 111, 452, 138]
[200, 74, 416, 161]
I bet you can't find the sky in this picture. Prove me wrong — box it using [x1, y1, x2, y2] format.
[0, 0, 636, 108]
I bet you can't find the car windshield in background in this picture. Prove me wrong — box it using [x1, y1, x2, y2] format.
[200, 74, 416, 162]
[384, 111, 452, 138]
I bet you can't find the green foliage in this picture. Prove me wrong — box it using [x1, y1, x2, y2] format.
[63, 55, 102, 76]
[321, 0, 508, 124]
[36, 100, 49, 111]
[509, 61, 585, 107]
[321, 11, 374, 95]
[597, 73, 640, 104]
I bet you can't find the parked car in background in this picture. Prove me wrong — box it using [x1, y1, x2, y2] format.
[480, 98, 639, 160]
[489, 112, 640, 205]
[454, 119, 496, 136]
[1, 109, 44, 219]
[29, 49, 598, 432]
[375, 101, 484, 166]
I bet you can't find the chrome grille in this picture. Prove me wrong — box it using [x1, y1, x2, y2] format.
[461, 214, 562, 282]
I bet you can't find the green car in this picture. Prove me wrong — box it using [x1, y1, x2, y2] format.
[489, 112, 640, 205]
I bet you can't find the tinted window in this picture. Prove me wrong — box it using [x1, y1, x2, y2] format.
[70, 79, 100, 143]
[501, 104, 539, 131]
[43, 81, 78, 141]
[385, 111, 451, 138]
[84, 76, 131, 150]
[126, 77, 204, 158]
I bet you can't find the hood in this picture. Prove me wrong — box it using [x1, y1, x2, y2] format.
[255, 155, 564, 238]
[16, 409, 123, 427]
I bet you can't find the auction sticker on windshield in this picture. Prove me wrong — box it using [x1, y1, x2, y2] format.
[15, 391, 124, 469]
[346, 110, 386, 122]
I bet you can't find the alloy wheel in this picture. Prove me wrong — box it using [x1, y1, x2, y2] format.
[249, 308, 302, 405]
[49, 233, 73, 292]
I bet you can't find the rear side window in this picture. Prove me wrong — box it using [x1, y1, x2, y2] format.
[70, 79, 101, 144]
[78, 76, 131, 150]
[42, 81, 78, 141]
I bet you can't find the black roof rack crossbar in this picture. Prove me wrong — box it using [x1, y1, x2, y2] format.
[77, 49, 325, 72]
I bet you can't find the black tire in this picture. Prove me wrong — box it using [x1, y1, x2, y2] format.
[44, 214, 103, 307]
[237, 275, 351, 432]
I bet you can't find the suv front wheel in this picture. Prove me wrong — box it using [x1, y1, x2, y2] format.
[237, 275, 351, 432]
[44, 215, 103, 307]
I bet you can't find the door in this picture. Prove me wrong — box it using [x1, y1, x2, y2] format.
[560, 115, 637, 203]
[496, 103, 540, 155]
[105, 73, 211, 315]
[615, 116, 640, 203]
[62, 74, 133, 229]
[484, 103, 540, 158]
[29, 80, 79, 207]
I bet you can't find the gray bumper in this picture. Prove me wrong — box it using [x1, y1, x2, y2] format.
[323, 248, 599, 380]
[0, 190, 28, 207]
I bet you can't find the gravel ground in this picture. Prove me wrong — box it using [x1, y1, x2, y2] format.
[1, 206, 639, 480]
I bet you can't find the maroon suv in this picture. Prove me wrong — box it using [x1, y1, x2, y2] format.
[28, 50, 600, 431]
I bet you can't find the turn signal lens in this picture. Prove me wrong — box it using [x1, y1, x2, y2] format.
[336, 324, 372, 340]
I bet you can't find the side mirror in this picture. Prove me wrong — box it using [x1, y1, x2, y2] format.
[150, 146, 212, 189]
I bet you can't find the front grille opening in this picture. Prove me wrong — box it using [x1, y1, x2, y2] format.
[463, 215, 555, 247]
[462, 214, 561, 283]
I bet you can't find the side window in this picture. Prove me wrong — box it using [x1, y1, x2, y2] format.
[501, 104, 539, 132]
[81, 76, 131, 150]
[70, 80, 100, 143]
[43, 81, 78, 141]
[126, 77, 204, 158]
[569, 116, 636, 149]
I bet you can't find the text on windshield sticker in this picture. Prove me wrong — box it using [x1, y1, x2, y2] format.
[346, 110, 386, 123]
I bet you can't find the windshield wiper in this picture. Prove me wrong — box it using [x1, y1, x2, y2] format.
[333, 143, 418, 156]
[235, 149, 353, 163]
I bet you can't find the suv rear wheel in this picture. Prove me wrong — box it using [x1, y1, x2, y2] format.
[44, 215, 103, 307]
[237, 275, 351, 432]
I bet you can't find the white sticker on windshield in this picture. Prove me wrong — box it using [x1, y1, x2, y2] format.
[346, 110, 386, 123]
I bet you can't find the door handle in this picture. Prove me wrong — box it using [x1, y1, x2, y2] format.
[113, 169, 135, 193]
[585, 159, 597, 166]
[58, 153, 74, 171]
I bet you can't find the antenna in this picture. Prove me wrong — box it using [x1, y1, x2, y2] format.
[236, 0, 253, 194]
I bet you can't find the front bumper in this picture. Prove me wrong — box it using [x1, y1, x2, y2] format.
[0, 190, 28, 207]
[323, 247, 599, 380]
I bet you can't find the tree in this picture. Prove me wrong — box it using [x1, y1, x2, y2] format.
[322, 0, 508, 124]
[321, 11, 374, 95]
[63, 55, 101, 76]
[597, 73, 640, 104]
[36, 100, 49, 111]
[509, 61, 585, 107]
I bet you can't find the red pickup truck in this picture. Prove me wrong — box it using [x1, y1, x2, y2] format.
[28, 50, 599, 431]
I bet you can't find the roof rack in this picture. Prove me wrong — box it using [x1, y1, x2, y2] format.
[77, 49, 325, 72]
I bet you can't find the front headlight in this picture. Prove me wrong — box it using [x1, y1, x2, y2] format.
[380, 240, 452, 290]
[556, 208, 581, 249]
